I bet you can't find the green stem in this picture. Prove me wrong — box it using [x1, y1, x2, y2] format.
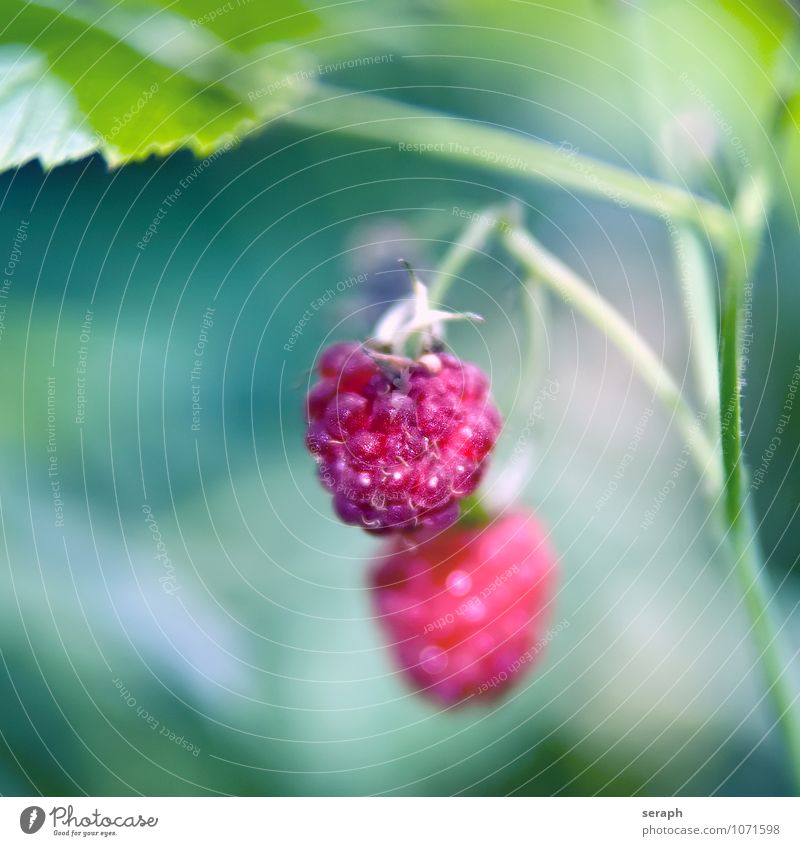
[429, 214, 551, 511]
[428, 204, 511, 307]
[718, 172, 800, 791]
[456, 493, 494, 528]
[625, 8, 723, 447]
[719, 173, 768, 529]
[623, 12, 799, 780]
[292, 85, 735, 246]
[626, 6, 723, 456]
[502, 224, 722, 493]
[734, 506, 800, 792]
[674, 225, 723, 440]
[489, 276, 552, 510]
[521, 276, 550, 397]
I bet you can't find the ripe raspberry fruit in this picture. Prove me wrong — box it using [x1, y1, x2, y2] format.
[305, 341, 502, 532]
[370, 511, 557, 705]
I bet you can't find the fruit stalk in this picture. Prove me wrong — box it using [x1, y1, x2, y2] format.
[501, 223, 722, 493]
[428, 204, 512, 307]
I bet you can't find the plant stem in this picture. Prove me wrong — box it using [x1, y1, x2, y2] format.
[292, 85, 735, 246]
[733, 505, 800, 792]
[502, 224, 722, 492]
[719, 174, 767, 530]
[674, 225, 723, 443]
[625, 7, 798, 780]
[718, 172, 800, 791]
[428, 209, 550, 510]
[428, 205, 509, 307]
[624, 6, 724, 460]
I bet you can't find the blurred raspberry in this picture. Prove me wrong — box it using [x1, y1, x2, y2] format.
[370, 510, 558, 705]
[305, 341, 502, 533]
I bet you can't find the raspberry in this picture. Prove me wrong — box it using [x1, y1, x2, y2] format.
[370, 511, 557, 705]
[305, 341, 502, 532]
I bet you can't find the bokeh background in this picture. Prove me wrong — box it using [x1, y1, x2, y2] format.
[1, 0, 799, 796]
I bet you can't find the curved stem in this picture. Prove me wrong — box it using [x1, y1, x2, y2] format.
[718, 172, 800, 791]
[624, 9, 724, 453]
[488, 277, 552, 510]
[674, 225, 723, 439]
[502, 224, 721, 492]
[428, 205, 508, 307]
[291, 85, 736, 247]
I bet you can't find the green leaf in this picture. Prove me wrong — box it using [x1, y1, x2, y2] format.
[0, 0, 318, 169]
[779, 94, 800, 211]
[155, 0, 318, 52]
[0, 46, 97, 168]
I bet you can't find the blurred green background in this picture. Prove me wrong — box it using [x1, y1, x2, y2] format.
[0, 0, 799, 796]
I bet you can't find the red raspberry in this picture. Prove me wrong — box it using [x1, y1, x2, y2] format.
[370, 511, 557, 705]
[305, 341, 502, 533]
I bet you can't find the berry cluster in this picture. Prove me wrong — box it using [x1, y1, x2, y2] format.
[371, 511, 557, 705]
[303, 272, 558, 706]
[305, 341, 501, 533]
